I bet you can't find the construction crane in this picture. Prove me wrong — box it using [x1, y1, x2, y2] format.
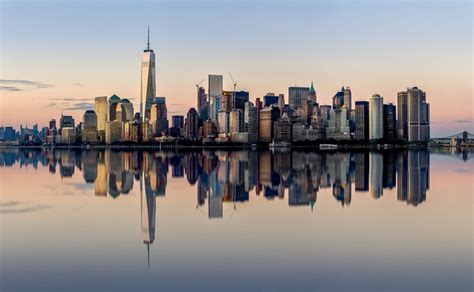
[228, 72, 237, 92]
[228, 72, 237, 109]
[195, 78, 205, 90]
[195, 78, 205, 107]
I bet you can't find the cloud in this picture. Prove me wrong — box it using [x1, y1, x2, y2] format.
[0, 86, 22, 91]
[452, 118, 474, 124]
[0, 201, 50, 214]
[0, 79, 53, 90]
[72, 82, 84, 87]
[64, 102, 94, 111]
[432, 118, 474, 124]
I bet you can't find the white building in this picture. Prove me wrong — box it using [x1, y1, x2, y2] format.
[141, 28, 156, 121]
[369, 94, 384, 140]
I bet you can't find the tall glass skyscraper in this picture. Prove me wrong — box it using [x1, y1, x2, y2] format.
[141, 27, 156, 122]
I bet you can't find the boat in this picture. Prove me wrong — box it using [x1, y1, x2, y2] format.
[269, 140, 290, 148]
[319, 144, 338, 150]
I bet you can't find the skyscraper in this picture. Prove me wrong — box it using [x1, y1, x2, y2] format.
[120, 99, 134, 121]
[407, 87, 430, 142]
[369, 94, 383, 140]
[244, 101, 259, 144]
[208, 74, 223, 121]
[397, 90, 408, 141]
[289, 86, 310, 109]
[263, 93, 279, 108]
[355, 101, 369, 140]
[95, 96, 107, 141]
[184, 108, 199, 140]
[343, 87, 352, 110]
[197, 87, 208, 119]
[141, 27, 156, 121]
[108, 94, 121, 121]
[277, 94, 285, 111]
[332, 87, 345, 109]
[383, 103, 397, 141]
[83, 110, 98, 143]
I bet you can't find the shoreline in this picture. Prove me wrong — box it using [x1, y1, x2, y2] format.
[0, 143, 437, 150]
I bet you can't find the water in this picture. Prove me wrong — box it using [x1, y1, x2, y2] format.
[0, 148, 472, 291]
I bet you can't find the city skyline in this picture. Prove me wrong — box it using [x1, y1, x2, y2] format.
[0, 1, 472, 137]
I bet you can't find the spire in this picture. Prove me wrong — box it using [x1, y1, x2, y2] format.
[147, 26, 150, 51]
[310, 81, 315, 94]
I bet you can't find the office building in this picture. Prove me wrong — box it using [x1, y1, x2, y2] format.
[233, 91, 249, 111]
[221, 91, 234, 113]
[230, 109, 244, 133]
[185, 108, 199, 140]
[354, 101, 369, 140]
[210, 95, 222, 121]
[369, 94, 383, 140]
[197, 87, 208, 119]
[141, 28, 156, 121]
[273, 114, 292, 143]
[383, 103, 397, 141]
[169, 115, 184, 137]
[95, 96, 107, 141]
[108, 94, 121, 121]
[407, 87, 430, 142]
[208, 74, 223, 120]
[397, 91, 408, 140]
[120, 99, 134, 121]
[83, 110, 98, 143]
[289, 86, 310, 109]
[343, 87, 352, 110]
[278, 94, 285, 111]
[263, 93, 279, 107]
[259, 106, 280, 143]
[245, 102, 259, 144]
[60, 115, 75, 129]
[326, 108, 350, 140]
[150, 100, 168, 136]
[332, 87, 345, 109]
[217, 111, 230, 134]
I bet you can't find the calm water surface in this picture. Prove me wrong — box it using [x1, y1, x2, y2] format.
[0, 148, 472, 291]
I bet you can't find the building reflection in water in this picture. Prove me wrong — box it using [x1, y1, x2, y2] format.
[0, 148, 435, 209]
[1, 148, 437, 264]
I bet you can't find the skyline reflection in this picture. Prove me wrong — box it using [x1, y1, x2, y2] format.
[1, 148, 471, 290]
[0, 148, 436, 210]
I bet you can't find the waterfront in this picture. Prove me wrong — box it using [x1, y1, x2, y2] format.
[0, 148, 472, 291]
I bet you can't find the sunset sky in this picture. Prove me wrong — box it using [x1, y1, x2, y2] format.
[0, 0, 472, 137]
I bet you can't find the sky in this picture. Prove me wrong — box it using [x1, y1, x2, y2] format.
[0, 0, 472, 137]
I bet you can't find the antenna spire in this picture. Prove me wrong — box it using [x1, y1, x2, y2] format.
[147, 26, 150, 50]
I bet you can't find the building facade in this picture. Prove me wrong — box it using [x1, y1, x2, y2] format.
[369, 94, 384, 140]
